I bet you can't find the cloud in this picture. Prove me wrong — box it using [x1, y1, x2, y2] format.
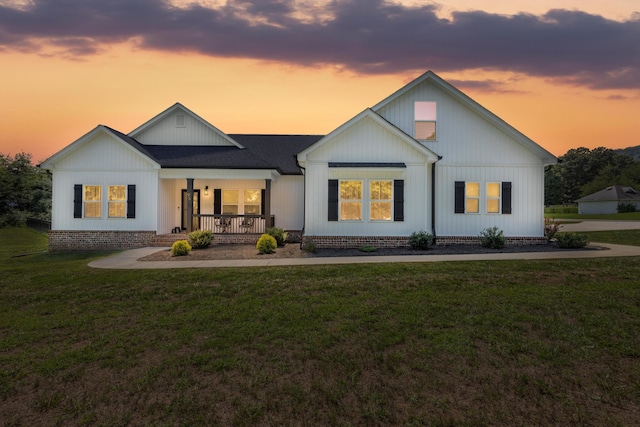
[1, 0, 640, 89]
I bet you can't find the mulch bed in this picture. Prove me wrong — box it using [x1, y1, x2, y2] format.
[139, 242, 598, 262]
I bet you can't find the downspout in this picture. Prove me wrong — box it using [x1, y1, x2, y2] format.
[431, 156, 442, 241]
[299, 164, 306, 248]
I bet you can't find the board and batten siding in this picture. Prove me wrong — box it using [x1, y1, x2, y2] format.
[48, 132, 159, 231]
[51, 170, 158, 231]
[134, 110, 236, 146]
[270, 176, 305, 230]
[435, 165, 544, 237]
[303, 117, 431, 236]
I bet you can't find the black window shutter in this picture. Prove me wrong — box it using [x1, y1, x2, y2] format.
[214, 189, 221, 215]
[328, 180, 339, 221]
[393, 180, 404, 221]
[502, 182, 512, 214]
[261, 189, 265, 216]
[73, 184, 82, 218]
[454, 181, 465, 213]
[127, 185, 136, 218]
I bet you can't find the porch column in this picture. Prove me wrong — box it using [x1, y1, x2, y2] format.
[186, 178, 194, 233]
[265, 179, 272, 228]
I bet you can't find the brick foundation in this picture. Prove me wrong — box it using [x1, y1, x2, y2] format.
[304, 235, 548, 249]
[49, 230, 157, 251]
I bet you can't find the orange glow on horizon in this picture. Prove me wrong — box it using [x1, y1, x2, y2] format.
[1, 42, 639, 163]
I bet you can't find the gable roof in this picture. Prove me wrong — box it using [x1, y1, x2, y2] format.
[576, 185, 640, 203]
[40, 125, 161, 169]
[297, 108, 440, 164]
[373, 70, 557, 165]
[128, 102, 244, 148]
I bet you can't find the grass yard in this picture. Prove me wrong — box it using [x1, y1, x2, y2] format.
[545, 211, 640, 220]
[1, 228, 640, 426]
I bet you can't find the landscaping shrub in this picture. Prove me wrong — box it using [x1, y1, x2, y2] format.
[171, 240, 192, 256]
[256, 233, 277, 254]
[618, 202, 637, 213]
[359, 245, 377, 253]
[556, 232, 589, 249]
[265, 227, 287, 246]
[544, 218, 561, 240]
[188, 229, 213, 249]
[479, 226, 506, 249]
[301, 238, 316, 253]
[409, 230, 434, 250]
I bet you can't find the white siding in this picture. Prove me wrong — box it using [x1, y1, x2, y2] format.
[54, 133, 158, 171]
[134, 111, 236, 146]
[376, 79, 543, 166]
[303, 118, 431, 236]
[51, 170, 158, 231]
[435, 165, 544, 237]
[271, 176, 305, 230]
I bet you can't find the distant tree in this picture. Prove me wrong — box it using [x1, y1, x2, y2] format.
[555, 147, 634, 202]
[544, 165, 563, 205]
[0, 152, 51, 227]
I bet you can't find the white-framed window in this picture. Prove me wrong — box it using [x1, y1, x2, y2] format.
[84, 185, 102, 218]
[369, 180, 393, 221]
[415, 101, 437, 140]
[244, 189, 261, 215]
[108, 185, 127, 218]
[486, 183, 501, 213]
[222, 190, 238, 215]
[466, 182, 480, 213]
[340, 180, 362, 221]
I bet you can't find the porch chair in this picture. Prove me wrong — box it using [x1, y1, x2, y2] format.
[215, 216, 231, 233]
[239, 217, 255, 233]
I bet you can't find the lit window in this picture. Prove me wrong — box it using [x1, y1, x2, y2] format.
[244, 189, 261, 215]
[370, 180, 392, 221]
[415, 101, 436, 140]
[108, 185, 126, 218]
[486, 183, 501, 213]
[222, 190, 238, 215]
[466, 182, 479, 213]
[84, 185, 102, 218]
[340, 180, 362, 221]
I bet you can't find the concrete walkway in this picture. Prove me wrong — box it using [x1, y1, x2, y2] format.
[88, 220, 640, 269]
[89, 242, 640, 269]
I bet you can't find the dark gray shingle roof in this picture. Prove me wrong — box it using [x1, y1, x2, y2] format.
[107, 128, 323, 174]
[576, 185, 640, 202]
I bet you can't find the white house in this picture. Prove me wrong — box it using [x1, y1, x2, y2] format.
[576, 185, 640, 214]
[41, 71, 556, 250]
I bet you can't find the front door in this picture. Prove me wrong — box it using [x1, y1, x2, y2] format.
[181, 189, 201, 231]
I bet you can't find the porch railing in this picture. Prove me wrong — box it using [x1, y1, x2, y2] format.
[193, 214, 274, 234]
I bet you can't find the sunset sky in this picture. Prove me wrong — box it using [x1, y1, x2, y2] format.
[1, 0, 639, 162]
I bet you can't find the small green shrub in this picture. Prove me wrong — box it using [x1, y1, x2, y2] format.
[479, 226, 506, 249]
[409, 230, 434, 250]
[359, 245, 377, 253]
[256, 234, 277, 254]
[301, 238, 316, 253]
[544, 218, 561, 240]
[556, 232, 589, 249]
[265, 227, 287, 246]
[188, 229, 213, 249]
[171, 240, 192, 256]
[618, 202, 637, 213]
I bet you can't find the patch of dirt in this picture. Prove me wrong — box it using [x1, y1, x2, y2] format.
[138, 242, 597, 262]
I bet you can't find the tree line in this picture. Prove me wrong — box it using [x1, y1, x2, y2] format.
[545, 146, 640, 205]
[0, 152, 51, 227]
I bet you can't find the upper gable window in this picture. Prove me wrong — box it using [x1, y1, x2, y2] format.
[415, 101, 436, 140]
[176, 114, 185, 128]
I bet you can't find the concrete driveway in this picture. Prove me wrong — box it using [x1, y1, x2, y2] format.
[559, 220, 640, 232]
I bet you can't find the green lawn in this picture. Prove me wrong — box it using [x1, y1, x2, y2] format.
[1, 228, 640, 425]
[545, 211, 640, 220]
